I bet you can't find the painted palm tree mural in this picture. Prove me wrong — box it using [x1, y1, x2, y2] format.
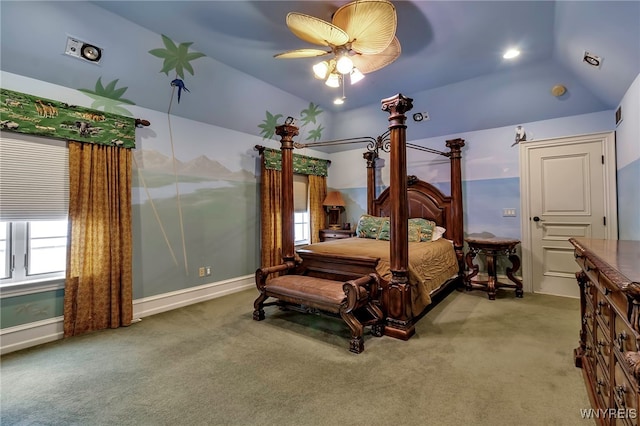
[78, 77, 136, 116]
[259, 102, 324, 142]
[149, 34, 206, 109]
[146, 34, 207, 276]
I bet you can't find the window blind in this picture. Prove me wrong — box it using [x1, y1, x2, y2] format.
[0, 133, 69, 221]
[293, 174, 308, 213]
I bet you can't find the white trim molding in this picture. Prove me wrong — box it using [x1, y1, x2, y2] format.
[132, 274, 254, 318]
[0, 275, 255, 354]
[0, 316, 64, 355]
[519, 131, 618, 295]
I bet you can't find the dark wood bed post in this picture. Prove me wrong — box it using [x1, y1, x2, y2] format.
[275, 122, 299, 264]
[446, 138, 466, 275]
[381, 93, 414, 340]
[363, 151, 378, 215]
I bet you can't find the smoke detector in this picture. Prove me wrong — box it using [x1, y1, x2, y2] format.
[583, 51, 602, 68]
[65, 36, 103, 64]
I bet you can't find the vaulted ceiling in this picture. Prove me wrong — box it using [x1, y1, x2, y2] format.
[91, 0, 639, 112]
[1, 1, 639, 146]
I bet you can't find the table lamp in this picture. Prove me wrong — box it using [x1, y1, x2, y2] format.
[323, 191, 346, 230]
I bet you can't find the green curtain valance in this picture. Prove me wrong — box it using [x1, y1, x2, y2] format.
[0, 88, 136, 148]
[262, 147, 329, 177]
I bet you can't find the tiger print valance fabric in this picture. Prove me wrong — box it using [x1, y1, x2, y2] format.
[262, 147, 329, 177]
[0, 88, 136, 148]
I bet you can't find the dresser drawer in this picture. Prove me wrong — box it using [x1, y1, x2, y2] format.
[596, 359, 613, 408]
[614, 360, 639, 425]
[319, 229, 355, 242]
[615, 315, 639, 354]
[597, 320, 613, 374]
[596, 292, 613, 331]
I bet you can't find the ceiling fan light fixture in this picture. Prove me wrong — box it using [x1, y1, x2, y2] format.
[325, 73, 340, 88]
[336, 55, 354, 74]
[333, 96, 345, 105]
[313, 61, 330, 79]
[503, 48, 520, 59]
[350, 68, 365, 85]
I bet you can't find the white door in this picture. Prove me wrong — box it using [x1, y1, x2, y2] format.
[520, 132, 617, 298]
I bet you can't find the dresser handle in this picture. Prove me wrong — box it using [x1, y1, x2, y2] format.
[616, 331, 628, 351]
[596, 379, 605, 393]
[615, 384, 627, 404]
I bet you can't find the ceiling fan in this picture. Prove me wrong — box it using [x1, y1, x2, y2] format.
[274, 0, 401, 97]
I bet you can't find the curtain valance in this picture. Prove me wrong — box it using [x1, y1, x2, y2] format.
[0, 88, 136, 148]
[262, 147, 329, 177]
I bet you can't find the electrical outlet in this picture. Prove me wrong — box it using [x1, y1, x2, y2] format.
[205, 266, 212, 276]
[502, 208, 517, 217]
[198, 267, 205, 277]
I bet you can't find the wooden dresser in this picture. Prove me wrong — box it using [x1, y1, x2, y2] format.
[570, 238, 640, 425]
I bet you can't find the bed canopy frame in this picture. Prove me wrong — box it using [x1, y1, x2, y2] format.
[262, 93, 465, 340]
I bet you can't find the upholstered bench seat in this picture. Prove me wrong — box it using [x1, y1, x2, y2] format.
[253, 265, 384, 353]
[264, 275, 367, 314]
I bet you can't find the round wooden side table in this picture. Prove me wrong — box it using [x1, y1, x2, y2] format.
[464, 237, 523, 300]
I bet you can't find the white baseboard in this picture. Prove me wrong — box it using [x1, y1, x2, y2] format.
[0, 316, 64, 355]
[1, 275, 255, 355]
[132, 275, 254, 318]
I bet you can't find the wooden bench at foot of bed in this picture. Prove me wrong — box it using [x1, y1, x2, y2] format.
[253, 263, 385, 354]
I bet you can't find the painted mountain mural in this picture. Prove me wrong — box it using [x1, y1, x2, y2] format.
[134, 149, 254, 181]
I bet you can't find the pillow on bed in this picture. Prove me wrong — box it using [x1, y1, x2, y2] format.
[408, 218, 437, 242]
[376, 218, 438, 242]
[432, 226, 446, 241]
[355, 214, 388, 239]
[377, 219, 391, 241]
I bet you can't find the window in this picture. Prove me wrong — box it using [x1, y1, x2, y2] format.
[294, 212, 310, 245]
[1, 220, 67, 284]
[293, 174, 310, 245]
[0, 134, 69, 288]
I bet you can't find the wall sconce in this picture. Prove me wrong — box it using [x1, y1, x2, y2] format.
[323, 191, 346, 230]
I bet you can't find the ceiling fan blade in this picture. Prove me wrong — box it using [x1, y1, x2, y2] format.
[286, 12, 350, 47]
[274, 49, 332, 59]
[351, 36, 401, 74]
[332, 0, 397, 55]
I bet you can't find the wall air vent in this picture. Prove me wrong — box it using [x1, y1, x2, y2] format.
[64, 36, 103, 64]
[583, 51, 602, 68]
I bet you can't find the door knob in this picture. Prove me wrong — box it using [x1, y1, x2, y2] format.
[533, 216, 544, 222]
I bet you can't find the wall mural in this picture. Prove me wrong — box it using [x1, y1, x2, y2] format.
[259, 102, 324, 142]
[149, 34, 206, 108]
[78, 77, 136, 116]
[144, 34, 207, 277]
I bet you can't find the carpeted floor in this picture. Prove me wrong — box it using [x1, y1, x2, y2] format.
[1, 288, 592, 425]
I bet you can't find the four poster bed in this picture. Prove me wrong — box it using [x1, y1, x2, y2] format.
[253, 94, 465, 352]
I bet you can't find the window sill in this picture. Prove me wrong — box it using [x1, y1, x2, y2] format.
[0, 278, 65, 298]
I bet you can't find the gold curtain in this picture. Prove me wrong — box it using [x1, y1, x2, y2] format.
[260, 162, 282, 269]
[308, 174, 327, 244]
[64, 141, 133, 337]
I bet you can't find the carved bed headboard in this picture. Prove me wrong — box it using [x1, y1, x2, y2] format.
[372, 176, 453, 238]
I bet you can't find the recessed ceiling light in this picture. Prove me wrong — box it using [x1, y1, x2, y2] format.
[503, 49, 520, 59]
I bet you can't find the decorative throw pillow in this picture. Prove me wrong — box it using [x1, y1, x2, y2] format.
[355, 214, 387, 239]
[432, 226, 446, 241]
[408, 218, 437, 242]
[377, 218, 391, 241]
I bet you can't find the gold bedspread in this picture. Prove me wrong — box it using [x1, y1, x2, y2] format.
[298, 237, 459, 314]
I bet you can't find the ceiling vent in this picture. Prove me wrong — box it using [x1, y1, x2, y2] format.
[583, 51, 602, 68]
[65, 36, 103, 64]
